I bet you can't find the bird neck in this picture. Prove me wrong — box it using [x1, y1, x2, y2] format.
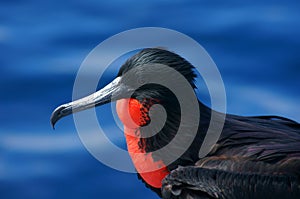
[116, 98, 170, 188]
[124, 127, 170, 188]
[116, 98, 212, 187]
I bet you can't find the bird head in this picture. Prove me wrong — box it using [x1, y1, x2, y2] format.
[51, 48, 197, 129]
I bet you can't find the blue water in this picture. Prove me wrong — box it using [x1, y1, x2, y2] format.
[1, 0, 300, 198]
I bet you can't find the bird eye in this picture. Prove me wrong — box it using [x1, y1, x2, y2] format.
[137, 77, 146, 85]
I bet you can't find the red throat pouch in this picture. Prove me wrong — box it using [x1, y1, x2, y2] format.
[116, 98, 170, 188]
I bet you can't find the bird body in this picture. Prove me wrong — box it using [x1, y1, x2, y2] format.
[51, 48, 300, 198]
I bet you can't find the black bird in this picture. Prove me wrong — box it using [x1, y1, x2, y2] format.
[51, 48, 300, 198]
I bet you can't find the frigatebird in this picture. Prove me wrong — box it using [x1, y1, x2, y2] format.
[51, 48, 300, 198]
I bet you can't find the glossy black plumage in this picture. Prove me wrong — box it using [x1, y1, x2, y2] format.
[162, 165, 300, 199]
[162, 115, 300, 198]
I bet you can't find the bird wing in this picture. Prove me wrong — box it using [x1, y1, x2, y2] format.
[161, 165, 300, 199]
[161, 116, 300, 198]
[213, 115, 300, 167]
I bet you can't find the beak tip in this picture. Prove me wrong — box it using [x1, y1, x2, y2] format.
[50, 115, 57, 130]
[50, 105, 66, 130]
[51, 121, 56, 130]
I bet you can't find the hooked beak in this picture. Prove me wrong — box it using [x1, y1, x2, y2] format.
[50, 77, 130, 128]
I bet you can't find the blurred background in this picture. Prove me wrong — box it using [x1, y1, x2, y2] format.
[0, 0, 300, 198]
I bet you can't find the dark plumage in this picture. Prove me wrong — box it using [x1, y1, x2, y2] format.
[51, 48, 300, 198]
[161, 114, 300, 199]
